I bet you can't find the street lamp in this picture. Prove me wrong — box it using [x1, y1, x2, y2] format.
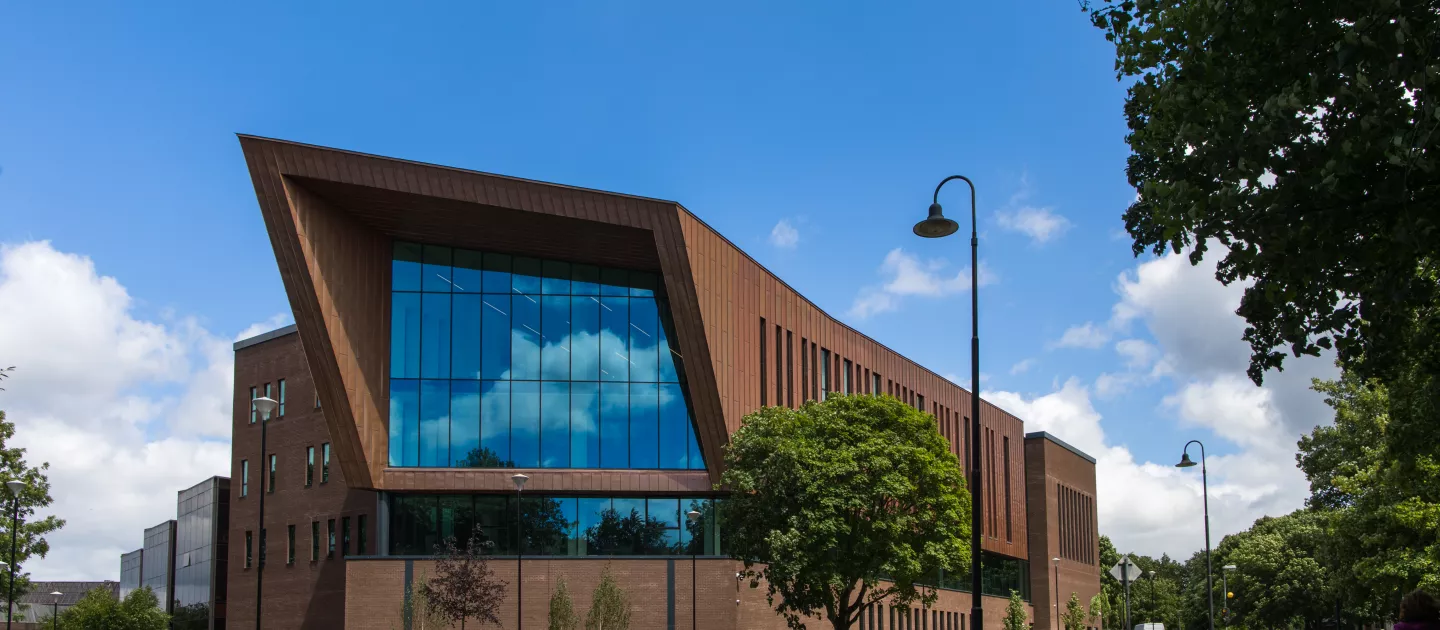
[913, 175, 983, 630]
[687, 509, 702, 630]
[1148, 570, 1157, 621]
[1221, 565, 1236, 628]
[1176, 440, 1214, 630]
[512, 473, 529, 630]
[48, 591, 60, 630]
[6, 479, 25, 630]
[251, 396, 277, 630]
[1053, 557, 1061, 630]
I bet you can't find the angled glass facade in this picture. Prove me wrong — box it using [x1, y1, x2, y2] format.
[389, 242, 705, 470]
[119, 548, 143, 601]
[142, 520, 176, 613]
[174, 476, 229, 630]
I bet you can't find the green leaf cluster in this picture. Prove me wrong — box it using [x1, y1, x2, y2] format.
[1003, 590, 1029, 630]
[719, 395, 970, 630]
[1084, 0, 1440, 390]
[0, 409, 65, 604]
[584, 567, 631, 630]
[55, 585, 170, 630]
[549, 577, 579, 630]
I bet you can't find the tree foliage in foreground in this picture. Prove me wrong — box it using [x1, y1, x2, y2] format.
[549, 577, 579, 630]
[1084, 0, 1440, 389]
[584, 567, 631, 630]
[422, 528, 506, 630]
[0, 409, 65, 604]
[720, 395, 970, 630]
[56, 585, 169, 630]
[1003, 590, 1029, 630]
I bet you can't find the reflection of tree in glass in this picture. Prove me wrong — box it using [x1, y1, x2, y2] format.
[521, 496, 570, 554]
[457, 446, 515, 468]
[584, 508, 673, 555]
[683, 499, 711, 555]
[171, 602, 210, 630]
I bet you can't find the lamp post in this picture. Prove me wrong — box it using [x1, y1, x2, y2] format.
[1148, 570, 1157, 622]
[1053, 557, 1061, 630]
[913, 175, 983, 630]
[251, 396, 277, 630]
[1176, 441, 1214, 630]
[687, 509, 702, 630]
[48, 590, 60, 630]
[512, 474, 528, 630]
[1221, 565, 1236, 628]
[6, 479, 26, 630]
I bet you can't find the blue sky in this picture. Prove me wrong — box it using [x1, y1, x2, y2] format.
[0, 1, 1337, 578]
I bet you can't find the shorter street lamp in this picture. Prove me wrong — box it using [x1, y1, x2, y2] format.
[687, 510, 702, 630]
[511, 474, 529, 630]
[1177, 441, 1215, 630]
[1053, 557, 1061, 630]
[6, 479, 26, 630]
[1149, 570, 1157, 621]
[1221, 565, 1236, 628]
[49, 591, 61, 630]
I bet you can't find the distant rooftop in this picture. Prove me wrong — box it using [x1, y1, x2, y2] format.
[1024, 431, 1097, 464]
[14, 581, 118, 606]
[233, 324, 298, 351]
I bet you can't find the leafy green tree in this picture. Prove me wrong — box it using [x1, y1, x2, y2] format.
[549, 577, 579, 630]
[720, 395, 969, 630]
[1084, 0, 1440, 390]
[1215, 510, 1336, 630]
[397, 570, 448, 630]
[56, 585, 169, 630]
[170, 602, 210, 630]
[1297, 368, 1439, 620]
[585, 567, 631, 630]
[1089, 593, 1106, 630]
[1003, 590, 1029, 630]
[0, 410, 64, 607]
[1062, 592, 1088, 630]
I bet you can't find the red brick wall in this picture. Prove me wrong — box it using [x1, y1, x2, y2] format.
[1025, 435, 1101, 630]
[229, 331, 377, 630]
[347, 557, 1024, 630]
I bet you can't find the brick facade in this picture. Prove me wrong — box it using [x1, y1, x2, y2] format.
[230, 137, 1101, 630]
[229, 328, 376, 629]
[1026, 433, 1102, 630]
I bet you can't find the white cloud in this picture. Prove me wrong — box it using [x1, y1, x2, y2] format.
[995, 176, 1072, 245]
[0, 241, 282, 580]
[768, 219, 800, 249]
[848, 249, 996, 319]
[1050, 322, 1110, 349]
[1009, 359, 1036, 376]
[1009, 240, 1339, 557]
[235, 313, 292, 342]
[996, 206, 1071, 244]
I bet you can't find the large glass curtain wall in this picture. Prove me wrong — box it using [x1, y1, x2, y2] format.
[388, 494, 723, 557]
[390, 242, 705, 470]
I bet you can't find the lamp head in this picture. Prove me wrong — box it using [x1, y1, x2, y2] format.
[686, 510, 701, 523]
[511, 473, 529, 491]
[1176, 452, 1197, 468]
[5, 480, 23, 498]
[253, 396, 278, 419]
[49, 590, 62, 602]
[1053, 557, 1060, 565]
[913, 203, 960, 239]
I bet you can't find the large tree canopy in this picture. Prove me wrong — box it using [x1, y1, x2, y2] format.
[720, 395, 969, 630]
[0, 409, 64, 605]
[1085, 0, 1440, 386]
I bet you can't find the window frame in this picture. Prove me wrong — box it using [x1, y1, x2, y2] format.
[321, 443, 331, 483]
[240, 459, 249, 497]
[278, 379, 287, 416]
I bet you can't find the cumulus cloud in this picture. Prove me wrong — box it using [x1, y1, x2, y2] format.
[1005, 240, 1339, 557]
[995, 177, 1071, 245]
[1009, 359, 1036, 376]
[768, 219, 800, 249]
[848, 249, 996, 319]
[0, 241, 285, 579]
[1050, 322, 1111, 349]
[996, 207, 1071, 244]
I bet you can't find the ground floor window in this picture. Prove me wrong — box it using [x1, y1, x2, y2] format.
[387, 494, 723, 557]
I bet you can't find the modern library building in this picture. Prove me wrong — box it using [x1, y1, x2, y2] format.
[228, 136, 1100, 629]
